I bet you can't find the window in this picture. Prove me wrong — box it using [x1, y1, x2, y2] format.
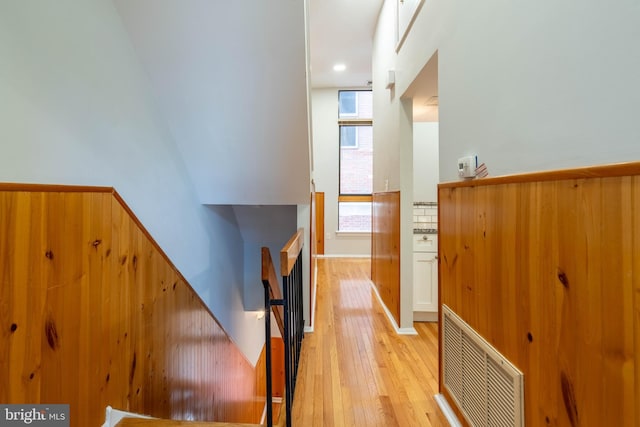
[338, 201, 372, 232]
[339, 125, 372, 195]
[339, 91, 357, 117]
[338, 90, 373, 232]
[340, 126, 358, 148]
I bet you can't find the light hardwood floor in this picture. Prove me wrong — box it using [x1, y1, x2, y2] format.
[291, 258, 448, 427]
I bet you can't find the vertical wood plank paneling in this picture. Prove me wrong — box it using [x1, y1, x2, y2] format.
[0, 188, 261, 427]
[634, 176, 640, 427]
[1, 191, 47, 404]
[601, 176, 634, 423]
[254, 338, 285, 422]
[439, 171, 639, 427]
[371, 191, 400, 325]
[107, 194, 132, 413]
[41, 192, 84, 421]
[554, 179, 580, 426]
[315, 191, 325, 255]
[80, 192, 113, 423]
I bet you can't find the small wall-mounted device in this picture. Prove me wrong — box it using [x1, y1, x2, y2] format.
[386, 70, 395, 89]
[458, 155, 477, 179]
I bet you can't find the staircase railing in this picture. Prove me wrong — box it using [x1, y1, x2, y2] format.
[261, 229, 305, 427]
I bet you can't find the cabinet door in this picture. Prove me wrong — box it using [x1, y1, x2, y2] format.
[413, 252, 438, 312]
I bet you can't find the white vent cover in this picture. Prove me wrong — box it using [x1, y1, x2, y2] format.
[442, 305, 525, 427]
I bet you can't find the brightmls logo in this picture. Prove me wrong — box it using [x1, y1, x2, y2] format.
[0, 405, 68, 426]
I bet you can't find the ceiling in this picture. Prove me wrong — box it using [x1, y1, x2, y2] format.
[404, 52, 439, 122]
[311, 0, 438, 120]
[113, 0, 311, 205]
[111, 1, 391, 204]
[113, 0, 383, 205]
[309, 0, 384, 88]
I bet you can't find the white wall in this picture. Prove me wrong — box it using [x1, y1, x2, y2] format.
[375, 0, 640, 184]
[399, 99, 415, 330]
[0, 0, 263, 364]
[311, 88, 371, 256]
[374, 0, 640, 330]
[413, 122, 439, 202]
[297, 203, 312, 328]
[113, 0, 311, 206]
[372, 0, 402, 193]
[232, 205, 298, 311]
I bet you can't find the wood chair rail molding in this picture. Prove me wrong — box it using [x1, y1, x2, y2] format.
[0, 184, 262, 426]
[438, 160, 640, 189]
[0, 182, 115, 193]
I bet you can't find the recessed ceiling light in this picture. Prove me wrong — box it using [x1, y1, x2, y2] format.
[333, 63, 346, 72]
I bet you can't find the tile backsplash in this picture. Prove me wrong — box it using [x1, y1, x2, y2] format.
[413, 201, 438, 231]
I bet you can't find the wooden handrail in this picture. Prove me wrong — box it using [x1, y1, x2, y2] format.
[262, 228, 306, 427]
[261, 247, 285, 337]
[280, 228, 304, 277]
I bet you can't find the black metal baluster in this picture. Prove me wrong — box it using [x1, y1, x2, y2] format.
[264, 243, 305, 427]
[263, 284, 273, 427]
[284, 272, 292, 427]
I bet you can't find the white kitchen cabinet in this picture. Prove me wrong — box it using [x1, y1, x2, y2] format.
[413, 234, 438, 321]
[413, 252, 438, 312]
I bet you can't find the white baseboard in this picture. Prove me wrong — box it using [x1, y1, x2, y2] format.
[102, 406, 152, 427]
[368, 280, 417, 336]
[413, 311, 438, 322]
[304, 262, 318, 334]
[434, 394, 462, 427]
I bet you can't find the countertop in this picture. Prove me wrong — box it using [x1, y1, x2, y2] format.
[413, 228, 438, 234]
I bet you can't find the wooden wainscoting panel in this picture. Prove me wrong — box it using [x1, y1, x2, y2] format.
[634, 176, 640, 427]
[371, 191, 400, 325]
[315, 192, 325, 255]
[439, 168, 639, 427]
[255, 338, 285, 422]
[1, 190, 49, 404]
[0, 188, 260, 427]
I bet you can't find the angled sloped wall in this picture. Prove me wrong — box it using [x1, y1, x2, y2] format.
[0, 0, 264, 362]
[0, 186, 263, 426]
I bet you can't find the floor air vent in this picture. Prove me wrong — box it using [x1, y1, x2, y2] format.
[442, 305, 524, 427]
